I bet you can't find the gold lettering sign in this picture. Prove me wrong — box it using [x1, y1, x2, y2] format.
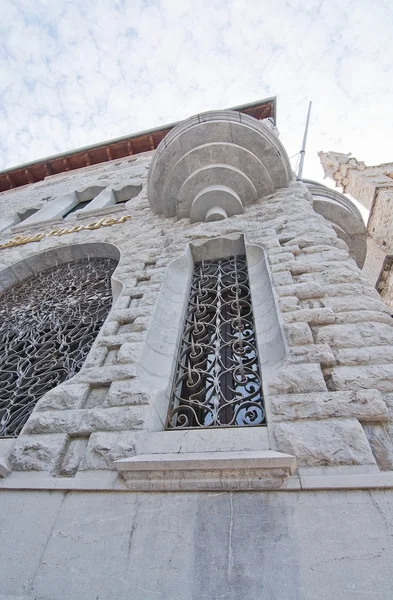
[0, 215, 131, 250]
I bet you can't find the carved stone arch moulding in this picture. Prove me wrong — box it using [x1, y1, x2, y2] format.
[0, 242, 120, 437]
[138, 233, 287, 434]
[115, 234, 295, 491]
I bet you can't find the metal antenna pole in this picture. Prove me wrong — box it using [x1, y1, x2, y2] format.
[297, 101, 312, 180]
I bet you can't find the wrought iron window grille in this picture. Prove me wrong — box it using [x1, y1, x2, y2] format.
[0, 257, 116, 437]
[166, 254, 265, 429]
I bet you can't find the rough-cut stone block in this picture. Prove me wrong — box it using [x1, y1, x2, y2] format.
[284, 307, 335, 326]
[132, 316, 152, 332]
[297, 248, 350, 263]
[74, 364, 137, 384]
[289, 344, 336, 367]
[279, 296, 302, 312]
[35, 383, 90, 411]
[100, 321, 119, 336]
[284, 322, 314, 346]
[0, 439, 13, 477]
[288, 261, 315, 275]
[82, 347, 107, 368]
[300, 244, 346, 256]
[58, 437, 89, 477]
[294, 282, 324, 299]
[301, 300, 327, 312]
[105, 380, 150, 407]
[320, 267, 364, 285]
[116, 342, 143, 364]
[109, 306, 151, 324]
[269, 252, 294, 264]
[282, 234, 337, 249]
[329, 365, 393, 392]
[139, 292, 159, 306]
[270, 261, 294, 273]
[363, 424, 393, 471]
[333, 346, 393, 366]
[273, 419, 376, 467]
[282, 244, 300, 255]
[335, 311, 393, 326]
[359, 322, 393, 345]
[270, 389, 389, 422]
[84, 386, 109, 409]
[82, 406, 147, 432]
[324, 283, 381, 300]
[9, 434, 68, 472]
[150, 272, 165, 283]
[24, 406, 146, 435]
[0, 457, 11, 478]
[272, 271, 293, 286]
[114, 295, 131, 309]
[268, 363, 327, 394]
[97, 333, 144, 348]
[383, 393, 393, 419]
[324, 296, 391, 314]
[314, 324, 365, 348]
[23, 410, 80, 435]
[80, 432, 137, 470]
[268, 245, 293, 255]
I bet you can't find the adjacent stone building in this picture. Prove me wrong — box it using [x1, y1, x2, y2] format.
[0, 99, 393, 600]
[320, 150, 393, 307]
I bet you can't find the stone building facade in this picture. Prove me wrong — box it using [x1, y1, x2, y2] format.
[0, 100, 393, 600]
[320, 150, 393, 306]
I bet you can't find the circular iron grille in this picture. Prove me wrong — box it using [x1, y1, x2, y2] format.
[0, 257, 117, 437]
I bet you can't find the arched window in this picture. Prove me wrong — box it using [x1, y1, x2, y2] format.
[0, 257, 117, 437]
[166, 254, 265, 429]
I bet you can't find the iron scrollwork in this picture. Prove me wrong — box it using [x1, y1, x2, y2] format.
[167, 255, 265, 429]
[0, 258, 116, 437]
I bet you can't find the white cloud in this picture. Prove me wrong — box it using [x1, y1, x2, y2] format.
[0, 0, 393, 183]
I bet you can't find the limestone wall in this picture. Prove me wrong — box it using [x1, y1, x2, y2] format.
[376, 255, 393, 310]
[369, 187, 393, 249]
[362, 236, 387, 287]
[1, 149, 393, 599]
[0, 152, 152, 229]
[380, 269, 393, 309]
[0, 156, 393, 483]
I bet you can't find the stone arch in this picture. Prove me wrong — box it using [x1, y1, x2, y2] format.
[0, 242, 120, 437]
[0, 241, 122, 298]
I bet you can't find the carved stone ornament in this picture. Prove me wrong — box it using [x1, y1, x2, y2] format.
[147, 110, 292, 222]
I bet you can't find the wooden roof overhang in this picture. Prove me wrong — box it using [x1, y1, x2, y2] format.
[0, 97, 275, 193]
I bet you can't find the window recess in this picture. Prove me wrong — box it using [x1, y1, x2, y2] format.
[166, 255, 265, 429]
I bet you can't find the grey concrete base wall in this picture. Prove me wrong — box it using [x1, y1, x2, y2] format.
[0, 488, 392, 600]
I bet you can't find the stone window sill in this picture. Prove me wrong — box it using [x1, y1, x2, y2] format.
[115, 450, 297, 491]
[74, 204, 126, 221]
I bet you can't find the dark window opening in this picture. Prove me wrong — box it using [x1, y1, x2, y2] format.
[17, 208, 40, 222]
[0, 258, 116, 437]
[64, 200, 92, 216]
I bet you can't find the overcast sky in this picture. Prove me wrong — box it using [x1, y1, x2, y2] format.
[1, 0, 393, 184]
